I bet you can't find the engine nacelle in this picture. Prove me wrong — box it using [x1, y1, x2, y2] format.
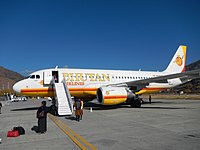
[97, 87, 128, 105]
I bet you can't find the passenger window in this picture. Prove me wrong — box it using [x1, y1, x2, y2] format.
[36, 75, 40, 79]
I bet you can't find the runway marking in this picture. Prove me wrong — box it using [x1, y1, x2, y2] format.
[48, 114, 97, 150]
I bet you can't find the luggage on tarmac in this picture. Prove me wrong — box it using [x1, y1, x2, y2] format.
[7, 130, 19, 137]
[13, 126, 25, 135]
[7, 126, 25, 137]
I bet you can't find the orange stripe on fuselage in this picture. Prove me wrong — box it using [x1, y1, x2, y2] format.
[20, 87, 98, 97]
[21, 88, 97, 92]
[21, 87, 168, 98]
[21, 88, 54, 93]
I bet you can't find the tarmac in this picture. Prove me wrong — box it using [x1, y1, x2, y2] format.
[0, 98, 200, 150]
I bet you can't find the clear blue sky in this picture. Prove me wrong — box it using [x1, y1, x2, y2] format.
[0, 0, 200, 76]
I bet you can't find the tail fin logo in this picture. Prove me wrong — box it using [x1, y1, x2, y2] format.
[164, 45, 186, 73]
[175, 55, 183, 66]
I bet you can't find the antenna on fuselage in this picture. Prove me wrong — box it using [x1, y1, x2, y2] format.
[55, 66, 58, 69]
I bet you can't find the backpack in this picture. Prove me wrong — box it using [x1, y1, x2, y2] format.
[38, 110, 45, 118]
[13, 126, 25, 135]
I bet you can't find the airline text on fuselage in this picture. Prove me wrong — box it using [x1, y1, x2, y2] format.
[62, 73, 110, 82]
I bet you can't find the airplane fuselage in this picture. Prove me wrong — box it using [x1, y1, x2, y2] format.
[13, 68, 174, 98]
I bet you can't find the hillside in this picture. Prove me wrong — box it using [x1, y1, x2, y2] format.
[0, 66, 24, 91]
[186, 60, 200, 71]
[171, 60, 200, 94]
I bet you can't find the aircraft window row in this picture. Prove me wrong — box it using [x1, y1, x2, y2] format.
[29, 75, 40, 79]
[112, 76, 152, 80]
[71, 76, 109, 79]
[67, 75, 152, 80]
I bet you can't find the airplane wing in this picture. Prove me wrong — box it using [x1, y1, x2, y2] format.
[111, 69, 200, 87]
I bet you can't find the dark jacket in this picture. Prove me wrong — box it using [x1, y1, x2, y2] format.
[37, 106, 48, 118]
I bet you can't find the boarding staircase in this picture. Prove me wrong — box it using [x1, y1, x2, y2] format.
[54, 79, 73, 115]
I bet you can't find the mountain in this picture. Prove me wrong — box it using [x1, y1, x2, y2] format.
[174, 60, 200, 94]
[0, 66, 24, 91]
[186, 60, 200, 71]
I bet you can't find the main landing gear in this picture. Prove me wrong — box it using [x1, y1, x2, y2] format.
[129, 95, 142, 108]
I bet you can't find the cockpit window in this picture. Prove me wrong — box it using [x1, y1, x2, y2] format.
[30, 75, 35, 79]
[28, 74, 40, 79]
[36, 75, 40, 79]
[26, 75, 31, 79]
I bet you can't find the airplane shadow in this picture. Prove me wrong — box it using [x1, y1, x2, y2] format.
[140, 106, 187, 109]
[11, 107, 39, 111]
[142, 101, 165, 104]
[83, 103, 130, 110]
[84, 102, 188, 110]
[65, 116, 77, 121]
[11, 106, 53, 112]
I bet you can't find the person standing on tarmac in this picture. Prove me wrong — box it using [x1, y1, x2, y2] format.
[80, 99, 84, 120]
[0, 102, 2, 114]
[73, 97, 82, 121]
[36, 101, 48, 133]
[149, 95, 152, 104]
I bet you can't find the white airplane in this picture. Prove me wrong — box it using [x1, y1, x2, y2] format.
[13, 45, 200, 107]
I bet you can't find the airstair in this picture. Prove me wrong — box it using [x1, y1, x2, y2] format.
[54, 79, 73, 115]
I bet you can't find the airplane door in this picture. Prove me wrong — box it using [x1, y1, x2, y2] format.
[52, 71, 59, 83]
[43, 70, 53, 84]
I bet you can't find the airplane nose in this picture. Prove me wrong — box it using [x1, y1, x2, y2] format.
[13, 82, 21, 93]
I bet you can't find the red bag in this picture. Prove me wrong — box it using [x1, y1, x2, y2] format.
[7, 130, 19, 137]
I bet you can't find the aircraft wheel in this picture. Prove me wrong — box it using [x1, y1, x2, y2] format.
[130, 99, 141, 108]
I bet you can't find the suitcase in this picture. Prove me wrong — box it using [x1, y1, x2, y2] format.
[7, 130, 19, 137]
[13, 126, 25, 135]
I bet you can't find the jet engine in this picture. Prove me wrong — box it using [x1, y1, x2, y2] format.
[97, 86, 141, 107]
